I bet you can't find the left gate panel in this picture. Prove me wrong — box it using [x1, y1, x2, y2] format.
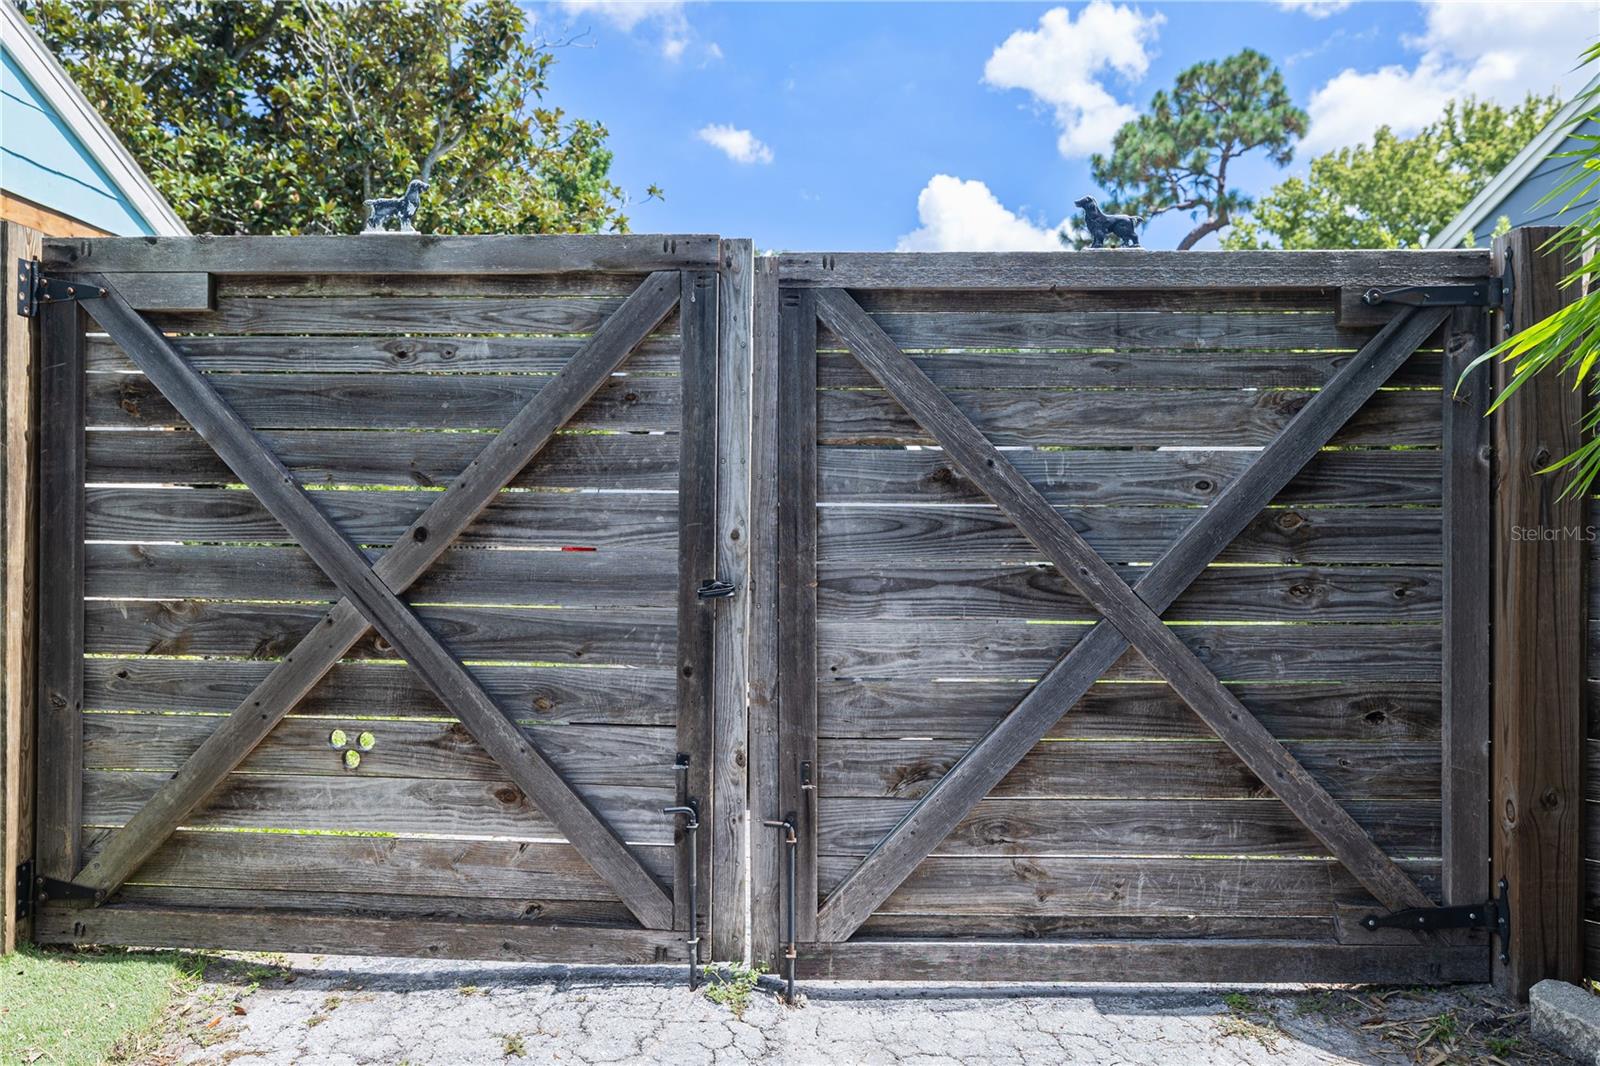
[28, 237, 724, 964]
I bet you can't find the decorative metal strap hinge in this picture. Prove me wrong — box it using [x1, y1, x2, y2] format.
[697, 579, 737, 601]
[15, 259, 105, 318]
[35, 874, 106, 908]
[1362, 271, 1509, 311]
[1359, 877, 1510, 964]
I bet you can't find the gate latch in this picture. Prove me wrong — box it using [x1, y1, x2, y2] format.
[1361, 276, 1505, 309]
[15, 259, 105, 318]
[1359, 877, 1510, 963]
[697, 579, 737, 601]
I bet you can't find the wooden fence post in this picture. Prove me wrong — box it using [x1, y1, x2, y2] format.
[1492, 226, 1586, 998]
[1, 222, 41, 953]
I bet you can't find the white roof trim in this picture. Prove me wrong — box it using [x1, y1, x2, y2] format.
[1427, 74, 1600, 249]
[1, 2, 187, 235]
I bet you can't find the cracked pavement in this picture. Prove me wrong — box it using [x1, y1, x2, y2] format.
[151, 954, 1573, 1066]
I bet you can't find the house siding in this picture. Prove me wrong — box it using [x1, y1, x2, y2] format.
[0, 44, 155, 235]
[1460, 115, 1600, 246]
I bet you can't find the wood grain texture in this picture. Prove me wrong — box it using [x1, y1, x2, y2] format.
[45, 234, 722, 274]
[34, 298, 84, 884]
[143, 295, 669, 336]
[35, 903, 686, 964]
[1, 223, 40, 950]
[71, 272, 682, 920]
[776, 249, 1491, 290]
[795, 939, 1487, 984]
[1491, 229, 1586, 997]
[810, 293, 1448, 939]
[95, 273, 213, 312]
[1441, 306, 1492, 910]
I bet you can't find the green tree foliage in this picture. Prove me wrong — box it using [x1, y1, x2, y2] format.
[1471, 45, 1600, 494]
[18, 0, 639, 234]
[1224, 95, 1562, 250]
[1086, 49, 1305, 250]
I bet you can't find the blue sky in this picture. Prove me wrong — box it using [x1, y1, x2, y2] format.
[535, 1, 1598, 250]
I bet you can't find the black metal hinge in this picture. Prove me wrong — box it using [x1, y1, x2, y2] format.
[13, 859, 31, 921]
[697, 579, 737, 601]
[1359, 877, 1510, 964]
[15, 259, 105, 318]
[1362, 266, 1511, 311]
[35, 875, 105, 908]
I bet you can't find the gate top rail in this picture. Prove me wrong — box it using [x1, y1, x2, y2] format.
[774, 248, 1493, 290]
[41, 233, 721, 275]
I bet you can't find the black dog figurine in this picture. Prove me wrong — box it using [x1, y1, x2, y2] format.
[363, 178, 428, 233]
[1075, 195, 1142, 248]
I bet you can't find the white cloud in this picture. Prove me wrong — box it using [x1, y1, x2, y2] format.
[896, 175, 1072, 252]
[1275, 0, 1352, 17]
[983, 2, 1165, 158]
[552, 1, 709, 62]
[697, 124, 774, 165]
[1302, 0, 1599, 153]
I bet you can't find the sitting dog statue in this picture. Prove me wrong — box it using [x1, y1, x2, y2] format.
[363, 178, 428, 233]
[1075, 195, 1142, 248]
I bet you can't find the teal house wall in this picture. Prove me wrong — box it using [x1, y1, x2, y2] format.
[0, 42, 157, 235]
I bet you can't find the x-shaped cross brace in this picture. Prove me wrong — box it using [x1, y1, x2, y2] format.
[811, 289, 1450, 942]
[66, 272, 684, 929]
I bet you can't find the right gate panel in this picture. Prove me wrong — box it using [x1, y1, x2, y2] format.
[752, 250, 1496, 984]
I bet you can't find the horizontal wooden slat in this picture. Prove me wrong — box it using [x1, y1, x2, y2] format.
[818, 738, 1440, 801]
[819, 505, 1440, 565]
[213, 272, 653, 298]
[36, 903, 684, 963]
[84, 770, 673, 843]
[853, 913, 1325, 940]
[108, 885, 639, 924]
[813, 311, 1376, 352]
[86, 488, 678, 548]
[87, 430, 680, 490]
[818, 564, 1441, 622]
[819, 680, 1440, 742]
[84, 715, 676, 784]
[796, 939, 1486, 984]
[818, 387, 1439, 447]
[100, 272, 213, 312]
[87, 334, 681, 374]
[817, 798, 1438, 858]
[846, 288, 1338, 314]
[78, 829, 672, 901]
[88, 373, 679, 431]
[47, 234, 722, 273]
[86, 544, 679, 607]
[84, 658, 677, 726]
[820, 855, 1439, 914]
[818, 621, 1439, 681]
[84, 601, 677, 665]
[776, 249, 1491, 290]
[140, 296, 676, 337]
[818, 448, 1442, 507]
[818, 349, 1443, 390]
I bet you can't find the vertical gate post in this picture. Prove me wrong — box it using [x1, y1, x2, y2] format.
[1, 223, 41, 952]
[1491, 226, 1586, 998]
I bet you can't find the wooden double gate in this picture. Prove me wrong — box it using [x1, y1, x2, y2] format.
[25, 235, 1509, 985]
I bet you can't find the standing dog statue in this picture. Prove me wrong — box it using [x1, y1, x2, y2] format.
[362, 178, 428, 233]
[1075, 195, 1142, 248]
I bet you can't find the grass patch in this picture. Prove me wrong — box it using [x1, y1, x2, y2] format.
[0, 945, 200, 1065]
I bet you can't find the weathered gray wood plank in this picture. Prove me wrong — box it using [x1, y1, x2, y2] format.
[776, 249, 1491, 290]
[818, 387, 1439, 447]
[88, 373, 679, 431]
[811, 292, 1448, 938]
[816, 798, 1438, 858]
[45, 234, 722, 274]
[818, 447, 1443, 507]
[83, 657, 677, 725]
[817, 563, 1442, 622]
[819, 505, 1440, 565]
[87, 429, 680, 490]
[815, 739, 1441, 801]
[142, 295, 671, 336]
[795, 939, 1487, 984]
[818, 680, 1440, 742]
[35, 299, 84, 883]
[85, 543, 679, 607]
[95, 273, 213, 312]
